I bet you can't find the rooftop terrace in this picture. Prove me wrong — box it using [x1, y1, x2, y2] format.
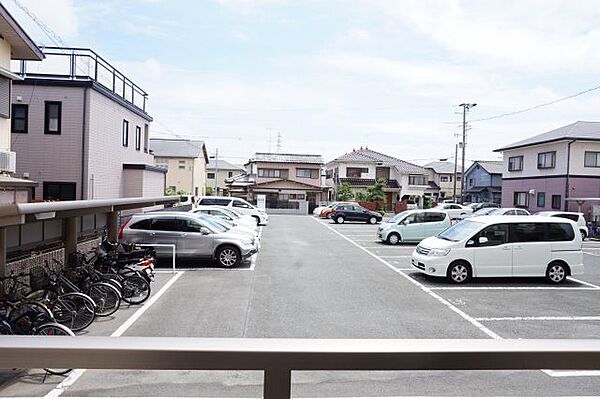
[11, 46, 148, 112]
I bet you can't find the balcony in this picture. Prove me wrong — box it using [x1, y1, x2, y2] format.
[11, 46, 148, 112]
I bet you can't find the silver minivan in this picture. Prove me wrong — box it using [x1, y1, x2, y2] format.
[120, 212, 258, 268]
[378, 210, 451, 245]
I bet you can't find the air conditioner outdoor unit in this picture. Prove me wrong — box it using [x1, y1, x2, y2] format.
[529, 189, 536, 195]
[0, 150, 16, 173]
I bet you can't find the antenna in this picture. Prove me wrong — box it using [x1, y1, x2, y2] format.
[276, 132, 282, 153]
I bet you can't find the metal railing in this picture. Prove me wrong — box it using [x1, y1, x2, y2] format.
[11, 47, 148, 112]
[2, 337, 600, 398]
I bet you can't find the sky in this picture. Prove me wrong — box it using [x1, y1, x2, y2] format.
[5, 0, 600, 166]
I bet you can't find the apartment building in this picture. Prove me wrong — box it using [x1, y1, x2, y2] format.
[423, 161, 462, 202]
[151, 138, 209, 196]
[206, 159, 245, 196]
[10, 47, 165, 200]
[0, 3, 43, 204]
[463, 160, 503, 204]
[495, 121, 600, 217]
[227, 152, 327, 210]
[325, 148, 430, 209]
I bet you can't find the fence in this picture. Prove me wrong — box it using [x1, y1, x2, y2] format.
[2, 337, 600, 399]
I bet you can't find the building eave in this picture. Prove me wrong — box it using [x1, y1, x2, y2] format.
[0, 3, 44, 61]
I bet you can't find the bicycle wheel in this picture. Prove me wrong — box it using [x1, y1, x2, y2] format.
[86, 282, 120, 317]
[8, 300, 54, 333]
[121, 275, 151, 305]
[36, 322, 74, 375]
[53, 292, 96, 332]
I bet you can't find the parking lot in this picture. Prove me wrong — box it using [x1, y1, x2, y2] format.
[2, 214, 600, 398]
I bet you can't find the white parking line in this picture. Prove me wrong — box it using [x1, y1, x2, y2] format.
[36, 396, 600, 399]
[43, 271, 185, 398]
[313, 218, 502, 340]
[476, 316, 600, 321]
[431, 286, 598, 291]
[567, 276, 600, 289]
[379, 255, 412, 258]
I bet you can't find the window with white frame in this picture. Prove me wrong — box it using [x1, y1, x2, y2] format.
[408, 175, 427, 185]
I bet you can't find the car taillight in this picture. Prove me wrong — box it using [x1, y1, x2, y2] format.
[118, 217, 132, 240]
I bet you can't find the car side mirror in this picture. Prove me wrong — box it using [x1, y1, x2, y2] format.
[200, 227, 211, 235]
[478, 236, 488, 244]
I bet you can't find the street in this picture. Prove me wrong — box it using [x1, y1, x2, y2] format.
[2, 214, 600, 398]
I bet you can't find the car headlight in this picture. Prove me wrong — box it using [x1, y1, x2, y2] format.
[428, 248, 450, 256]
[242, 239, 254, 245]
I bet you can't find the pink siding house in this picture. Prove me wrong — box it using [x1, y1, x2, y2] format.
[10, 47, 165, 201]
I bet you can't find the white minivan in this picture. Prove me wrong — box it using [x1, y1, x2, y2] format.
[378, 210, 451, 245]
[197, 196, 269, 225]
[411, 216, 583, 284]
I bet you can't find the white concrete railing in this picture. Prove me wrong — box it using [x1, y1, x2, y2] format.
[2, 337, 600, 398]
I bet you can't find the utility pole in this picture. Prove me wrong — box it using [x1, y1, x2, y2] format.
[453, 142, 458, 203]
[214, 147, 219, 196]
[459, 103, 476, 203]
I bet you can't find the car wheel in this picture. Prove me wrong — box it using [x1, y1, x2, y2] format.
[216, 246, 241, 268]
[387, 233, 400, 245]
[252, 216, 260, 226]
[447, 262, 471, 284]
[581, 230, 587, 241]
[368, 216, 377, 224]
[335, 216, 345, 224]
[546, 262, 567, 284]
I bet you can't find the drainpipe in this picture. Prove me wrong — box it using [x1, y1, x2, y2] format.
[81, 87, 88, 199]
[565, 140, 576, 211]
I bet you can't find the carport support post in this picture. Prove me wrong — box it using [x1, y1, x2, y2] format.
[263, 368, 291, 399]
[107, 211, 119, 242]
[64, 217, 78, 267]
[0, 228, 6, 293]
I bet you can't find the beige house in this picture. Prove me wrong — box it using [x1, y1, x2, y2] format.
[150, 138, 209, 196]
[206, 159, 245, 196]
[423, 161, 463, 202]
[0, 3, 44, 204]
[227, 152, 327, 212]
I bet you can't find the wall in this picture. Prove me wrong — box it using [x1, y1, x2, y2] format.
[156, 157, 193, 194]
[85, 89, 154, 199]
[569, 141, 600, 175]
[0, 38, 10, 152]
[193, 156, 207, 196]
[465, 165, 493, 189]
[254, 161, 323, 187]
[207, 168, 243, 195]
[12, 85, 85, 199]
[502, 141, 569, 179]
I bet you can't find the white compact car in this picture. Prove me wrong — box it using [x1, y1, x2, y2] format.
[191, 206, 257, 231]
[535, 211, 589, 240]
[378, 210, 451, 245]
[197, 196, 269, 225]
[411, 216, 583, 284]
[431, 203, 472, 220]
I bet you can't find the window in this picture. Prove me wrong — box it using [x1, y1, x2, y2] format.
[258, 168, 286, 178]
[509, 223, 546, 243]
[129, 219, 151, 230]
[178, 160, 186, 170]
[552, 194, 561, 209]
[228, 171, 233, 178]
[346, 167, 368, 178]
[425, 212, 446, 222]
[537, 151, 556, 169]
[135, 126, 141, 150]
[207, 172, 216, 179]
[468, 178, 473, 186]
[43, 182, 76, 201]
[296, 168, 319, 178]
[150, 218, 181, 232]
[515, 210, 529, 216]
[44, 101, 62, 134]
[11, 104, 28, 133]
[508, 156, 523, 171]
[471, 224, 508, 247]
[537, 192, 545, 207]
[122, 120, 129, 146]
[547, 223, 575, 241]
[440, 176, 449, 182]
[233, 199, 252, 208]
[513, 192, 528, 207]
[456, 176, 462, 181]
[326, 169, 333, 179]
[0, 76, 11, 119]
[199, 198, 231, 206]
[584, 151, 600, 167]
[403, 213, 425, 224]
[183, 219, 205, 233]
[143, 124, 149, 153]
[408, 175, 427, 185]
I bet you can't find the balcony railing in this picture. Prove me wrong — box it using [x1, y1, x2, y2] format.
[2, 337, 600, 398]
[11, 46, 148, 112]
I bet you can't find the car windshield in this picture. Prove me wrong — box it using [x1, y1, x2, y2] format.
[472, 208, 494, 216]
[437, 220, 484, 242]
[218, 208, 239, 219]
[388, 211, 410, 223]
[487, 209, 505, 216]
[193, 215, 229, 233]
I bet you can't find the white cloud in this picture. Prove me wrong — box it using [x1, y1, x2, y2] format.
[213, 0, 288, 14]
[4, 0, 79, 43]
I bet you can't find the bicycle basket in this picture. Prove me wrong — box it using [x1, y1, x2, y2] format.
[29, 266, 50, 292]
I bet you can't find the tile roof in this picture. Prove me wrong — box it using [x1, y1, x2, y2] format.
[423, 161, 458, 174]
[495, 121, 600, 151]
[250, 152, 323, 164]
[207, 159, 245, 171]
[331, 148, 427, 174]
[150, 139, 206, 159]
[467, 160, 504, 175]
[338, 178, 400, 188]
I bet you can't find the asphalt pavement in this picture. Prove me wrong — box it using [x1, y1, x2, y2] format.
[1, 214, 600, 398]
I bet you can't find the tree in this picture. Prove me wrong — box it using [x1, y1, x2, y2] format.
[365, 178, 386, 202]
[354, 191, 366, 201]
[205, 187, 214, 196]
[336, 183, 354, 201]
